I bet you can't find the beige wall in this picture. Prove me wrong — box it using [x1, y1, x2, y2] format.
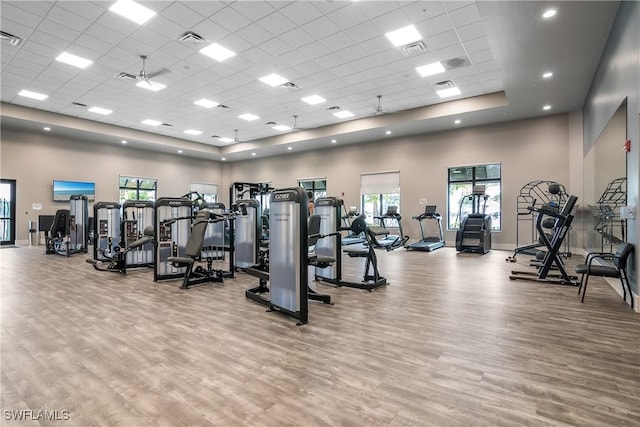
[224, 114, 573, 249]
[1, 128, 223, 242]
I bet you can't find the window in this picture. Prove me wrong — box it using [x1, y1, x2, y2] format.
[298, 178, 327, 200]
[447, 164, 501, 230]
[361, 172, 400, 226]
[119, 176, 157, 204]
[190, 182, 217, 203]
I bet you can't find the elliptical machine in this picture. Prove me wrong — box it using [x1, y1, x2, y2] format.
[455, 185, 492, 254]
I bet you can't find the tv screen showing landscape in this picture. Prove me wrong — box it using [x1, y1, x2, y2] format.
[53, 180, 95, 202]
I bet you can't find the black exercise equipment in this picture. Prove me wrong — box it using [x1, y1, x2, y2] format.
[369, 206, 409, 251]
[575, 242, 634, 309]
[92, 202, 121, 262]
[340, 205, 365, 246]
[340, 215, 388, 291]
[455, 185, 491, 254]
[86, 226, 154, 275]
[154, 197, 193, 281]
[45, 195, 89, 256]
[122, 200, 155, 269]
[510, 195, 579, 286]
[166, 209, 228, 289]
[405, 205, 445, 252]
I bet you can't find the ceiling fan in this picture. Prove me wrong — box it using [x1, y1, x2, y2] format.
[292, 115, 305, 131]
[119, 55, 170, 90]
[375, 95, 384, 115]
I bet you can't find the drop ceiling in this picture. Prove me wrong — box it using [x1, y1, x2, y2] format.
[0, 1, 620, 161]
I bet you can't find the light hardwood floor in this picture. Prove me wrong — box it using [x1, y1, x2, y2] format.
[1, 245, 639, 426]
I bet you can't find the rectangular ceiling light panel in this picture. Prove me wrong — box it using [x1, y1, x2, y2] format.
[56, 52, 93, 69]
[385, 25, 422, 47]
[18, 90, 48, 100]
[200, 43, 236, 62]
[109, 0, 156, 25]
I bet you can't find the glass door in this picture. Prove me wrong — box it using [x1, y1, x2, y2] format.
[0, 179, 16, 245]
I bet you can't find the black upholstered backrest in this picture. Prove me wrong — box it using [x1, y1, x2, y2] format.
[614, 243, 634, 270]
[185, 209, 211, 258]
[308, 214, 321, 247]
[51, 209, 70, 236]
[350, 214, 368, 235]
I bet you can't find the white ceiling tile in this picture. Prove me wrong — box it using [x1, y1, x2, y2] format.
[401, 2, 446, 22]
[343, 21, 381, 44]
[278, 50, 307, 69]
[456, 22, 488, 42]
[228, 1, 275, 21]
[356, 1, 400, 20]
[9, 1, 55, 17]
[371, 8, 411, 33]
[85, 23, 129, 45]
[162, 2, 207, 28]
[298, 41, 332, 61]
[74, 34, 113, 59]
[94, 10, 140, 37]
[320, 32, 356, 52]
[279, 2, 323, 26]
[1, 3, 46, 28]
[26, 29, 70, 51]
[447, 4, 481, 27]
[335, 45, 369, 63]
[210, 6, 252, 33]
[302, 16, 340, 40]
[418, 14, 454, 37]
[279, 28, 315, 50]
[330, 63, 357, 78]
[348, 56, 380, 73]
[235, 24, 274, 47]
[474, 61, 501, 74]
[144, 15, 190, 40]
[463, 36, 490, 53]
[469, 49, 495, 64]
[55, 1, 105, 20]
[326, 4, 369, 30]
[443, 1, 475, 13]
[46, 5, 93, 32]
[257, 12, 297, 37]
[426, 31, 461, 51]
[257, 37, 291, 57]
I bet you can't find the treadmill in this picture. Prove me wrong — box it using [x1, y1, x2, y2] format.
[405, 205, 445, 252]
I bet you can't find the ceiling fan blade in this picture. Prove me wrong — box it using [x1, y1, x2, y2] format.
[148, 68, 171, 79]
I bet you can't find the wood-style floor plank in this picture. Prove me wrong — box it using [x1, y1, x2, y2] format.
[1, 245, 639, 426]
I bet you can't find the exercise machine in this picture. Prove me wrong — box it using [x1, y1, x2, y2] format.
[405, 205, 445, 252]
[233, 199, 261, 270]
[166, 208, 232, 289]
[340, 215, 388, 290]
[92, 202, 121, 262]
[455, 185, 492, 254]
[245, 187, 332, 325]
[86, 225, 154, 275]
[340, 205, 365, 246]
[506, 181, 567, 262]
[314, 197, 343, 283]
[509, 195, 579, 286]
[122, 200, 155, 268]
[369, 206, 409, 251]
[45, 195, 89, 256]
[154, 197, 193, 282]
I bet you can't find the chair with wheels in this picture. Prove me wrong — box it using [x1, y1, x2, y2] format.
[575, 242, 634, 308]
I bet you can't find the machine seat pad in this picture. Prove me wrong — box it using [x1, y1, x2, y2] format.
[368, 226, 389, 236]
[575, 264, 619, 277]
[167, 256, 194, 266]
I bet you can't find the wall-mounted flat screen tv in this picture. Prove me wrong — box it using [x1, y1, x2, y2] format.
[53, 180, 95, 202]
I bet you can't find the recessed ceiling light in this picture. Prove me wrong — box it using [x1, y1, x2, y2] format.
[385, 24, 422, 47]
[56, 52, 92, 69]
[333, 110, 354, 119]
[385, 130, 392, 135]
[454, 119, 461, 124]
[302, 95, 326, 105]
[543, 9, 557, 19]
[239, 113, 259, 121]
[194, 98, 219, 108]
[221, 157, 226, 161]
[18, 89, 47, 100]
[436, 87, 461, 98]
[121, 140, 127, 144]
[259, 73, 288, 87]
[88, 106, 112, 115]
[542, 72, 553, 79]
[251, 152, 256, 156]
[177, 150, 183, 154]
[109, 0, 156, 25]
[136, 80, 166, 91]
[287, 147, 292, 151]
[543, 105, 552, 110]
[331, 139, 337, 144]
[273, 125, 291, 131]
[199, 43, 236, 62]
[416, 61, 445, 77]
[43, 127, 51, 131]
[184, 129, 202, 135]
[218, 137, 234, 143]
[141, 119, 162, 126]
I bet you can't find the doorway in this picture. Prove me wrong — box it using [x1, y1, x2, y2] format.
[1, 179, 17, 246]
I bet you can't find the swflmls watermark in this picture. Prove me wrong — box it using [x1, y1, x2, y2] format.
[4, 409, 70, 421]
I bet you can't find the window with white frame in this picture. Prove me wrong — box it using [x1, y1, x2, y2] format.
[297, 178, 327, 200]
[119, 176, 157, 204]
[190, 182, 218, 203]
[361, 172, 400, 226]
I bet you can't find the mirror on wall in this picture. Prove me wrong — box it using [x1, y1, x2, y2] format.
[583, 99, 627, 253]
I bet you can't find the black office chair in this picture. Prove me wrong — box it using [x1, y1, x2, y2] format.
[575, 242, 634, 308]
